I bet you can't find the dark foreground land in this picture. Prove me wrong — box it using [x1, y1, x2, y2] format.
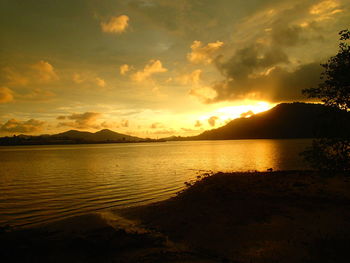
[1, 171, 350, 262]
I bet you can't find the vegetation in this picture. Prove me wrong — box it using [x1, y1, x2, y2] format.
[302, 30, 350, 172]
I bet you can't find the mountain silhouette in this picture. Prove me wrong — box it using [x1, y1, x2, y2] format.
[190, 102, 350, 140]
[1, 103, 349, 146]
[0, 129, 146, 145]
[54, 129, 141, 142]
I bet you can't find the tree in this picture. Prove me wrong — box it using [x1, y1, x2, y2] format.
[303, 29, 350, 111]
[301, 29, 350, 172]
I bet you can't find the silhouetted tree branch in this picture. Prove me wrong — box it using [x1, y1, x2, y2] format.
[301, 29, 350, 172]
[303, 29, 350, 111]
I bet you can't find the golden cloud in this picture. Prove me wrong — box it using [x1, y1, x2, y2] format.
[2, 67, 29, 86]
[187, 40, 224, 64]
[177, 69, 202, 85]
[0, 119, 45, 133]
[120, 64, 131, 75]
[121, 120, 129, 127]
[31, 61, 59, 83]
[95, 77, 106, 88]
[194, 120, 202, 127]
[310, 0, 343, 18]
[72, 73, 106, 88]
[208, 116, 219, 127]
[132, 59, 167, 82]
[0, 87, 14, 103]
[72, 73, 85, 84]
[57, 112, 102, 129]
[189, 85, 217, 103]
[150, 122, 164, 129]
[2, 61, 58, 87]
[240, 110, 254, 118]
[17, 88, 55, 102]
[101, 15, 129, 34]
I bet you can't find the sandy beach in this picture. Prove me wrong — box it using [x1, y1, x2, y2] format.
[1, 171, 350, 262]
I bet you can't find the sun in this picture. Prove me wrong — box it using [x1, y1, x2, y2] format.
[217, 101, 273, 119]
[199, 101, 275, 126]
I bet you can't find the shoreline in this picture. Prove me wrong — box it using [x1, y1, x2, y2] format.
[1, 170, 350, 262]
[0, 137, 314, 147]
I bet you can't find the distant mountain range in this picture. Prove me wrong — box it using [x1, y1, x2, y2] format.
[0, 129, 153, 146]
[54, 129, 141, 142]
[187, 102, 350, 140]
[1, 103, 349, 146]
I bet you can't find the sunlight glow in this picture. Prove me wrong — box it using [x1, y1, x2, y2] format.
[201, 101, 274, 123]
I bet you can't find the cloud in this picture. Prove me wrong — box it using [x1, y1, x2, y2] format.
[194, 120, 202, 127]
[57, 112, 102, 129]
[189, 85, 217, 103]
[2, 67, 29, 86]
[121, 120, 129, 127]
[150, 122, 164, 129]
[2, 61, 58, 86]
[31, 61, 59, 83]
[208, 116, 219, 127]
[149, 129, 175, 135]
[0, 87, 14, 103]
[0, 119, 45, 133]
[270, 24, 306, 47]
[187, 40, 224, 64]
[240, 110, 254, 118]
[101, 15, 129, 34]
[310, 0, 344, 21]
[120, 64, 131, 75]
[218, 43, 289, 81]
[132, 59, 167, 82]
[95, 77, 106, 88]
[189, 0, 340, 104]
[181, 127, 202, 133]
[17, 88, 55, 102]
[72, 73, 85, 84]
[72, 73, 106, 88]
[177, 69, 202, 85]
[204, 62, 323, 103]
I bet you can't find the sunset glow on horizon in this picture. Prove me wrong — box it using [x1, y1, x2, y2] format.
[0, 0, 349, 138]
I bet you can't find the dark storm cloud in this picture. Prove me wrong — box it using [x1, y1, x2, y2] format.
[207, 62, 323, 103]
[269, 2, 321, 47]
[195, 0, 334, 103]
[271, 25, 306, 47]
[217, 44, 289, 81]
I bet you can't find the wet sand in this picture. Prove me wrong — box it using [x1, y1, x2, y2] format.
[1, 171, 350, 262]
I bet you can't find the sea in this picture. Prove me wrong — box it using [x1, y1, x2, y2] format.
[0, 139, 312, 228]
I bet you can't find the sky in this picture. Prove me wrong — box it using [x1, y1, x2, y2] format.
[0, 0, 349, 138]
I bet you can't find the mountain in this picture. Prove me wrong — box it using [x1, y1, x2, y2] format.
[1, 103, 349, 146]
[190, 102, 350, 140]
[0, 129, 148, 145]
[54, 129, 141, 142]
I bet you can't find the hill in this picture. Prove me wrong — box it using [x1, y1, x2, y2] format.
[0, 129, 148, 146]
[190, 102, 350, 140]
[54, 129, 141, 142]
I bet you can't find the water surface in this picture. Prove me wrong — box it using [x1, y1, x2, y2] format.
[0, 139, 311, 227]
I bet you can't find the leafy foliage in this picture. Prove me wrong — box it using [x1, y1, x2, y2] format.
[301, 138, 350, 171]
[302, 30, 350, 172]
[303, 30, 350, 111]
